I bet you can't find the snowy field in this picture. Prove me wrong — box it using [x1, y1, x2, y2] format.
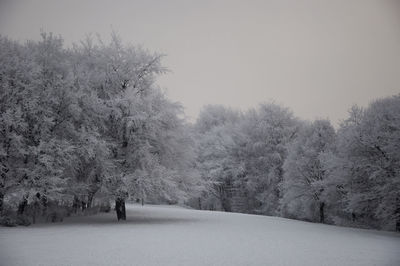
[0, 204, 399, 266]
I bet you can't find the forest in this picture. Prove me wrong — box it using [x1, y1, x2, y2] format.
[0, 33, 399, 232]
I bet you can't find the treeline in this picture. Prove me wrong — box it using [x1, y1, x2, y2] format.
[0, 33, 198, 225]
[1, 34, 399, 232]
[191, 98, 400, 232]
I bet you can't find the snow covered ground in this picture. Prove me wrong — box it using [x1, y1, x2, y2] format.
[0, 204, 399, 266]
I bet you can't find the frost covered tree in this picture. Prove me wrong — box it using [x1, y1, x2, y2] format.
[324, 96, 400, 231]
[196, 105, 241, 134]
[194, 105, 242, 211]
[194, 103, 298, 214]
[237, 103, 299, 215]
[71, 33, 196, 220]
[0, 33, 81, 220]
[2, 32, 400, 231]
[0, 33, 197, 224]
[280, 120, 336, 223]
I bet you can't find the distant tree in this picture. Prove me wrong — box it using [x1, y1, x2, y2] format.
[194, 106, 241, 211]
[325, 96, 400, 231]
[196, 105, 241, 134]
[280, 120, 336, 223]
[238, 103, 298, 215]
[194, 103, 299, 215]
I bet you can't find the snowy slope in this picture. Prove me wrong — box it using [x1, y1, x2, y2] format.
[0, 204, 399, 266]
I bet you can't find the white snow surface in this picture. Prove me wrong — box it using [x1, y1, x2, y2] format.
[0, 204, 399, 266]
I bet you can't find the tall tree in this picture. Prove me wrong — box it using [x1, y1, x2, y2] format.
[238, 103, 298, 215]
[280, 120, 336, 223]
[194, 105, 243, 211]
[325, 96, 400, 230]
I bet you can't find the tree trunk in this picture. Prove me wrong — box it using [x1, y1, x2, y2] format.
[218, 185, 232, 212]
[81, 200, 87, 211]
[351, 212, 356, 222]
[395, 197, 400, 232]
[17, 196, 28, 215]
[72, 196, 80, 213]
[0, 192, 4, 215]
[32, 201, 40, 224]
[115, 198, 126, 221]
[38, 194, 48, 217]
[87, 193, 93, 209]
[319, 202, 325, 223]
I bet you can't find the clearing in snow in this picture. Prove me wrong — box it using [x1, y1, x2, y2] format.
[0, 204, 399, 266]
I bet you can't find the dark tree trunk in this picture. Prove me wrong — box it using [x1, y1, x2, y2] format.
[87, 179, 100, 209]
[81, 200, 87, 211]
[17, 196, 28, 215]
[141, 198, 144, 206]
[319, 202, 325, 223]
[87, 192, 95, 209]
[0, 192, 4, 215]
[351, 212, 356, 222]
[198, 197, 202, 210]
[395, 197, 400, 232]
[32, 201, 40, 224]
[72, 196, 80, 213]
[218, 185, 232, 212]
[115, 198, 126, 221]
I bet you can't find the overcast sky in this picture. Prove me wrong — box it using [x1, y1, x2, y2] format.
[1, 0, 399, 124]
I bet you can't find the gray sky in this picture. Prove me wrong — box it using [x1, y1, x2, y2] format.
[1, 0, 399, 124]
